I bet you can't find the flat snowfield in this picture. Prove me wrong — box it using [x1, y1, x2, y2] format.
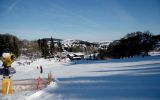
[0, 56, 160, 100]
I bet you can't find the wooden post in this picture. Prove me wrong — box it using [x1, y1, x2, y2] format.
[48, 72, 53, 84]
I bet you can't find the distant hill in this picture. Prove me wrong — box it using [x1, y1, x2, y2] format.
[40, 38, 112, 50]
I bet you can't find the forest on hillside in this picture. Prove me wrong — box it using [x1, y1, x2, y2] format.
[0, 31, 160, 59]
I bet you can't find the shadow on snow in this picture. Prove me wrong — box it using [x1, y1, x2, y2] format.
[69, 56, 160, 65]
[43, 63, 160, 100]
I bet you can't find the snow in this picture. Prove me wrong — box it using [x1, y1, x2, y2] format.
[2, 53, 10, 58]
[149, 51, 160, 56]
[0, 56, 160, 100]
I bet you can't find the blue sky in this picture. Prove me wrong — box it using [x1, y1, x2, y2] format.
[0, 0, 160, 41]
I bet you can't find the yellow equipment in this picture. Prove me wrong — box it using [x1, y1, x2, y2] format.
[1, 53, 15, 67]
[2, 78, 13, 95]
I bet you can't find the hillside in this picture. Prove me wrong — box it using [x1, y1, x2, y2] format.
[0, 55, 160, 100]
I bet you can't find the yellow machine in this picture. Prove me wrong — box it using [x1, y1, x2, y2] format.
[1, 53, 15, 67]
[0, 53, 16, 95]
[2, 78, 13, 95]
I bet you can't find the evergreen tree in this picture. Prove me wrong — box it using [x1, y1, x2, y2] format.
[0, 33, 20, 57]
[12, 36, 20, 56]
[50, 37, 55, 57]
[57, 41, 63, 52]
[38, 39, 50, 58]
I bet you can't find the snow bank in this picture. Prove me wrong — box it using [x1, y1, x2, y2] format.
[26, 81, 59, 100]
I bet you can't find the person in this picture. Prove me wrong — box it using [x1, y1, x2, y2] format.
[40, 65, 43, 74]
[37, 66, 39, 69]
[0, 52, 16, 77]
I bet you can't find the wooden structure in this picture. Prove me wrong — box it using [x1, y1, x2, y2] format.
[0, 72, 54, 94]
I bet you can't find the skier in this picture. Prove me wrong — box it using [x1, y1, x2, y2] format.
[0, 52, 16, 77]
[40, 65, 43, 74]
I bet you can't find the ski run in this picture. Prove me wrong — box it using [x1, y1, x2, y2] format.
[0, 55, 160, 100]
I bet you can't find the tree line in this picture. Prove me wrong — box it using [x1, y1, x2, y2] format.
[0, 31, 159, 59]
[98, 31, 160, 59]
[37, 38, 98, 58]
[37, 37, 63, 58]
[0, 34, 20, 57]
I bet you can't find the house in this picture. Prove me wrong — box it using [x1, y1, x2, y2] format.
[67, 52, 84, 60]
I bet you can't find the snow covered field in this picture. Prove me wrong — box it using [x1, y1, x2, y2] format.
[0, 56, 160, 100]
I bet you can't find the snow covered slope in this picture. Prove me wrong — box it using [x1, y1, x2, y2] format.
[0, 56, 160, 100]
